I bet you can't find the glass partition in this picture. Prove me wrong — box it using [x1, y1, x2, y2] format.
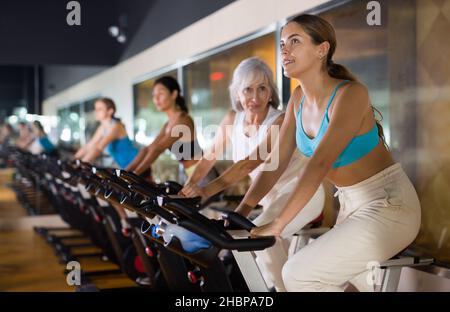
[183, 33, 276, 150]
[57, 103, 81, 149]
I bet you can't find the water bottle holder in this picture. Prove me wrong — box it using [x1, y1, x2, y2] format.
[127, 217, 143, 229]
[123, 205, 151, 221]
[141, 229, 219, 268]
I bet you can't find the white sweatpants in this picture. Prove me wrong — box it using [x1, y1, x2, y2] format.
[282, 163, 421, 292]
[253, 178, 325, 291]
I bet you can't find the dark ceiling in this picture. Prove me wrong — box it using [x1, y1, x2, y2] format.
[0, 0, 235, 66]
[0, 0, 235, 117]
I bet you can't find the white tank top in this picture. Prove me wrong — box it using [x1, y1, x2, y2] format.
[29, 139, 43, 155]
[231, 106, 306, 193]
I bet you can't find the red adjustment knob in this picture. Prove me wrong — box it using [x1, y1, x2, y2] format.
[309, 212, 324, 228]
[187, 269, 203, 285]
[145, 247, 154, 257]
[94, 215, 102, 223]
[122, 227, 131, 237]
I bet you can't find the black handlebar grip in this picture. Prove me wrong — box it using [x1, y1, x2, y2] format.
[224, 211, 256, 231]
[116, 169, 149, 186]
[179, 219, 275, 251]
[163, 181, 183, 194]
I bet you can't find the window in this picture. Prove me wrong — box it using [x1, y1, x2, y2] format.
[183, 33, 276, 150]
[132, 34, 277, 182]
[57, 103, 81, 148]
[82, 97, 99, 143]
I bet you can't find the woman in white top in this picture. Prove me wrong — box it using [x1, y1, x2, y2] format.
[181, 57, 325, 291]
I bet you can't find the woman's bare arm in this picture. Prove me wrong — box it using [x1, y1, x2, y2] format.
[181, 111, 235, 196]
[235, 90, 302, 217]
[253, 82, 371, 236]
[196, 114, 284, 199]
[133, 115, 195, 175]
[75, 125, 104, 159]
[81, 123, 120, 163]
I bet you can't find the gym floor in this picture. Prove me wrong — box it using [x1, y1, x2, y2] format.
[0, 169, 73, 291]
[0, 168, 146, 291]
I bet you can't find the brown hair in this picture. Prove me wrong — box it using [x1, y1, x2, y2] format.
[286, 14, 387, 148]
[32, 120, 45, 136]
[97, 97, 120, 121]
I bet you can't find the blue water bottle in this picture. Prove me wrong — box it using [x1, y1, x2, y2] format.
[152, 220, 211, 253]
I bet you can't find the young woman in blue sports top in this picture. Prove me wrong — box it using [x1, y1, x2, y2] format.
[238, 14, 421, 291]
[74, 97, 140, 226]
[30, 120, 57, 157]
[74, 97, 138, 169]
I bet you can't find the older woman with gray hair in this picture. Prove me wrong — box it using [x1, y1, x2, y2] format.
[181, 57, 325, 291]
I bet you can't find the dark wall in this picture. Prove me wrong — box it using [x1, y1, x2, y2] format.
[0, 0, 236, 113]
[0, 0, 119, 66]
[43, 65, 109, 98]
[1, 0, 235, 66]
[40, 0, 235, 101]
[0, 66, 40, 120]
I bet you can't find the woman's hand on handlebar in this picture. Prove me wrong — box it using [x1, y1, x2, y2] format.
[180, 182, 206, 199]
[250, 220, 283, 238]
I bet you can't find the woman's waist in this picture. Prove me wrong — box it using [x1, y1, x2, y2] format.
[333, 162, 408, 201]
[327, 148, 395, 187]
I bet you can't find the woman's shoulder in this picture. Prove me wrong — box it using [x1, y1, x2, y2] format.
[289, 85, 304, 115]
[292, 85, 304, 100]
[223, 110, 237, 124]
[108, 119, 124, 132]
[173, 112, 195, 127]
[330, 80, 370, 118]
[339, 80, 368, 97]
[266, 106, 284, 125]
[334, 80, 369, 107]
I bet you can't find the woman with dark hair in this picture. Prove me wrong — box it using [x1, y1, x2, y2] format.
[125, 76, 204, 181]
[30, 120, 57, 156]
[239, 14, 421, 291]
[74, 97, 138, 169]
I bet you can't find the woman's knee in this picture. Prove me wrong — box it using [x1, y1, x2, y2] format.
[281, 260, 296, 290]
[281, 256, 311, 291]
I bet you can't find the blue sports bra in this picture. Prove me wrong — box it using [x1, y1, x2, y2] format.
[104, 119, 138, 169]
[295, 80, 380, 168]
[106, 136, 138, 169]
[38, 136, 55, 153]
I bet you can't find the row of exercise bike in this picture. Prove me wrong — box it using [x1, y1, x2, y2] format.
[3, 146, 435, 292]
[7, 147, 278, 291]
